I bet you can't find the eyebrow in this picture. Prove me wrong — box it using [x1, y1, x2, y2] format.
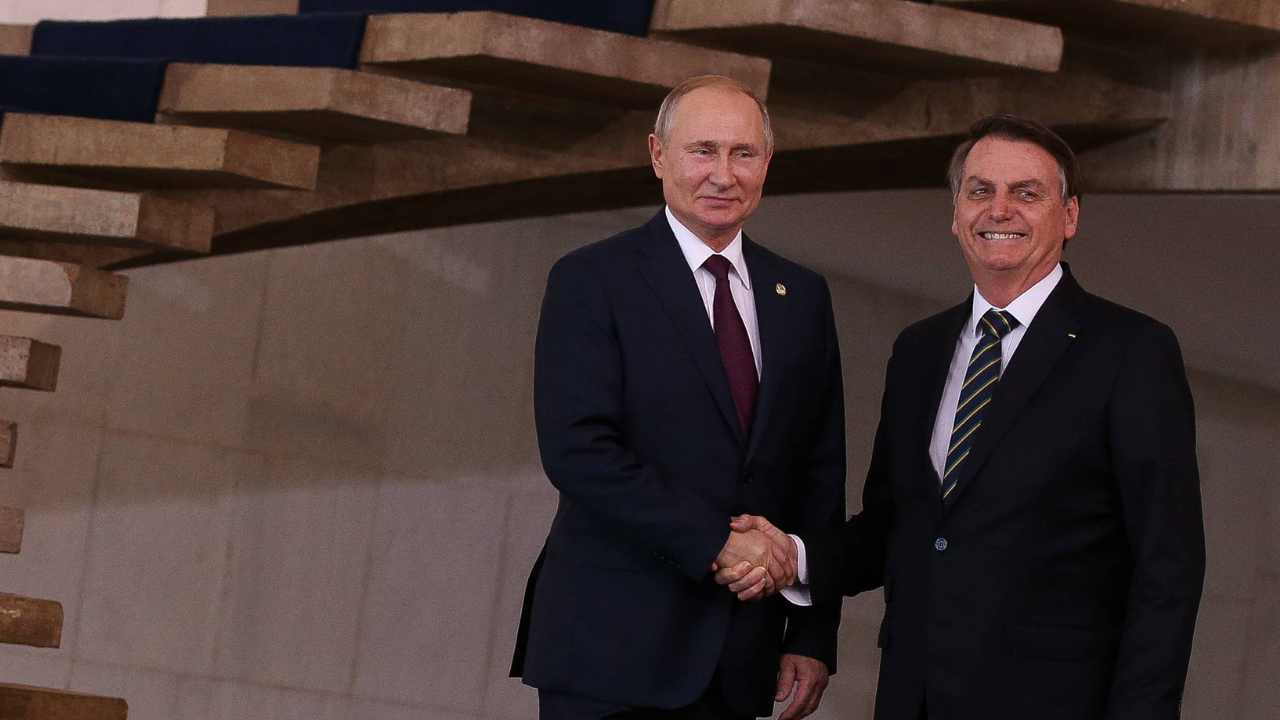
[966, 176, 1049, 190]
[684, 139, 760, 152]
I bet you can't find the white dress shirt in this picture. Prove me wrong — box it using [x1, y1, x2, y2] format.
[666, 206, 762, 378]
[784, 263, 1064, 607]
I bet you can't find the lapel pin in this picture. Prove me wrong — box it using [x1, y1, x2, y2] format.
[776, 283, 787, 296]
[1068, 333, 1077, 338]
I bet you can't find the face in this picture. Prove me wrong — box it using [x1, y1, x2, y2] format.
[951, 136, 1079, 284]
[649, 86, 772, 249]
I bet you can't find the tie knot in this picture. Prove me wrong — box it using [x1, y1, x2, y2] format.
[980, 309, 1020, 339]
[703, 254, 732, 282]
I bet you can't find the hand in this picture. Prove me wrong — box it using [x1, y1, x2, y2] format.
[715, 515, 796, 600]
[713, 525, 780, 595]
[713, 515, 797, 600]
[776, 654, 829, 720]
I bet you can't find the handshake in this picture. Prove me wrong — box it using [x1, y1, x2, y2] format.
[711, 515, 799, 601]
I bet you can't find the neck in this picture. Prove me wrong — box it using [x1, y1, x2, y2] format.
[973, 262, 1057, 309]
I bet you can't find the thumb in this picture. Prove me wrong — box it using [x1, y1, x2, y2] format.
[729, 514, 755, 532]
[776, 659, 797, 702]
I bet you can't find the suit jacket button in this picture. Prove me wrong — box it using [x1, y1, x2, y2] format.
[935, 538, 948, 552]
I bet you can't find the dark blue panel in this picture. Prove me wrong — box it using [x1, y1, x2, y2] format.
[0, 56, 168, 123]
[298, 0, 656, 37]
[30, 13, 369, 69]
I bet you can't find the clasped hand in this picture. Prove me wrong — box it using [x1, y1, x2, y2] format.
[711, 515, 798, 601]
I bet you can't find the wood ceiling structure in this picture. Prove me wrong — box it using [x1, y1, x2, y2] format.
[1, 0, 1278, 714]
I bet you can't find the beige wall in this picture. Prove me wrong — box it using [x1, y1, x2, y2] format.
[0, 0, 205, 22]
[0, 200, 1275, 719]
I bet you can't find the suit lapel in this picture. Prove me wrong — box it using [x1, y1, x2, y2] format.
[941, 270, 1086, 513]
[743, 238, 789, 463]
[921, 301, 972, 482]
[634, 213, 745, 446]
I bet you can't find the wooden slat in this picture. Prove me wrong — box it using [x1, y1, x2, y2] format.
[0, 506, 21, 552]
[0, 24, 32, 56]
[0, 336, 60, 391]
[0, 421, 15, 468]
[0, 113, 321, 190]
[0, 683, 127, 720]
[650, 0, 1063, 76]
[359, 11, 772, 106]
[158, 63, 473, 143]
[0, 594, 62, 648]
[0, 181, 213, 253]
[939, 0, 1280, 48]
[0, 255, 128, 319]
[206, 0, 298, 15]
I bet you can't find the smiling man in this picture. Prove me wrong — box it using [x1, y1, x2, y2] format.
[722, 115, 1206, 720]
[510, 76, 847, 720]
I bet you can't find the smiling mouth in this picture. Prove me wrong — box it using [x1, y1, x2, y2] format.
[979, 232, 1027, 240]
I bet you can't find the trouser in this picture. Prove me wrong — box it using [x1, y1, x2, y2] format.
[538, 670, 753, 720]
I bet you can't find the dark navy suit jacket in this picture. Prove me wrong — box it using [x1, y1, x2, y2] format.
[803, 267, 1205, 720]
[512, 211, 847, 717]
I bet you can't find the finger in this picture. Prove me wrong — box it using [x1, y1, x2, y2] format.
[775, 659, 797, 703]
[770, 541, 796, 585]
[716, 560, 754, 585]
[779, 675, 814, 720]
[728, 565, 768, 593]
[729, 514, 755, 532]
[736, 577, 771, 602]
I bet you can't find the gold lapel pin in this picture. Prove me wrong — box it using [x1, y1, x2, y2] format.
[1068, 333, 1077, 338]
[776, 283, 787, 296]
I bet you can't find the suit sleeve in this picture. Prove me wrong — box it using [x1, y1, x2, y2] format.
[801, 338, 901, 606]
[534, 253, 729, 582]
[781, 279, 848, 672]
[1103, 322, 1206, 720]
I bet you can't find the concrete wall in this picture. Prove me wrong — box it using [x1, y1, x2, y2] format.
[0, 0, 204, 22]
[0, 198, 1276, 720]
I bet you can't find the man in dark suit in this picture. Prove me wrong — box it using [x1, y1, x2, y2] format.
[510, 75, 847, 720]
[723, 115, 1206, 719]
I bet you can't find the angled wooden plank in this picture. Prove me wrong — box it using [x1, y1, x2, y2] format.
[0, 181, 213, 253]
[0, 113, 320, 190]
[359, 11, 772, 106]
[0, 506, 21, 552]
[206, 0, 298, 14]
[0, 24, 32, 55]
[158, 63, 473, 143]
[0, 336, 60, 391]
[0, 683, 127, 720]
[650, 0, 1062, 76]
[0, 421, 15, 469]
[0, 594, 62, 648]
[0, 256, 128, 319]
[939, 0, 1280, 47]
[0, 243, 152, 270]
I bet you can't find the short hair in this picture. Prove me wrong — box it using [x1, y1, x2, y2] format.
[653, 75, 774, 155]
[948, 114, 1080, 205]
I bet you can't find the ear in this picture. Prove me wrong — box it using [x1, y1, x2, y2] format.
[1063, 196, 1080, 240]
[648, 134, 665, 179]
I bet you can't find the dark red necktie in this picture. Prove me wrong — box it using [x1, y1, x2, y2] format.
[703, 255, 757, 436]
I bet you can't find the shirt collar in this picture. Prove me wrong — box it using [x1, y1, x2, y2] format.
[969, 263, 1064, 337]
[665, 206, 751, 289]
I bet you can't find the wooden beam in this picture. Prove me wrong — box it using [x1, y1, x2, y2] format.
[0, 244, 152, 271]
[0, 683, 127, 720]
[359, 11, 772, 106]
[205, 0, 298, 14]
[0, 256, 128, 319]
[939, 0, 1280, 48]
[0, 594, 62, 649]
[0, 337, 60, 392]
[0, 114, 321, 190]
[0, 181, 213, 253]
[0, 24, 32, 56]
[158, 63, 473, 143]
[650, 0, 1063, 76]
[0, 422, 13, 468]
[0, 507, 21, 553]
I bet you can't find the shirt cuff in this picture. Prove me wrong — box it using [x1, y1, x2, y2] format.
[780, 534, 813, 607]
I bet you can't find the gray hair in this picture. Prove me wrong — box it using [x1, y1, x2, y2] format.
[947, 114, 1080, 206]
[653, 75, 774, 155]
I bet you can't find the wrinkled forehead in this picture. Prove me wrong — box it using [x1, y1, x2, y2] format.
[668, 87, 767, 142]
[963, 136, 1063, 187]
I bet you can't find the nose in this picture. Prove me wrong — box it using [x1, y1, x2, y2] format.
[708, 152, 734, 187]
[989, 191, 1015, 221]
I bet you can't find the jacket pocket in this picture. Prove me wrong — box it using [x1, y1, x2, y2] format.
[1004, 622, 1109, 662]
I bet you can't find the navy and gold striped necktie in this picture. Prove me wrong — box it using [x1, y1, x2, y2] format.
[943, 309, 1020, 499]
